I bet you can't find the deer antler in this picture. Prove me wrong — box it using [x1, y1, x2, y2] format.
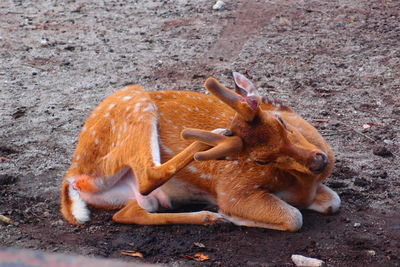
[181, 128, 243, 161]
[204, 78, 260, 121]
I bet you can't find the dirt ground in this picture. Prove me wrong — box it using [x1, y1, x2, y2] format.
[0, 0, 399, 266]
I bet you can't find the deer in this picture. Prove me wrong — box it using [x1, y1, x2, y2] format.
[61, 72, 340, 232]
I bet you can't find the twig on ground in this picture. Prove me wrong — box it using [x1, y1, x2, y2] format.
[351, 129, 377, 143]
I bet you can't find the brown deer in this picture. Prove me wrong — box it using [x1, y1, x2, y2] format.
[61, 72, 340, 231]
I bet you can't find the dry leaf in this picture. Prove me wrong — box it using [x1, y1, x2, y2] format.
[181, 253, 209, 261]
[0, 215, 13, 224]
[121, 250, 144, 258]
[0, 157, 10, 162]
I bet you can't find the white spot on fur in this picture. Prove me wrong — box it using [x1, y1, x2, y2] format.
[123, 96, 132, 101]
[188, 166, 198, 173]
[160, 143, 173, 155]
[104, 112, 110, 118]
[155, 94, 162, 99]
[90, 131, 96, 136]
[200, 174, 212, 179]
[95, 138, 99, 145]
[126, 106, 131, 112]
[108, 103, 116, 110]
[68, 178, 90, 224]
[150, 118, 161, 166]
[76, 155, 81, 160]
[82, 127, 87, 132]
[134, 103, 141, 112]
[143, 103, 155, 112]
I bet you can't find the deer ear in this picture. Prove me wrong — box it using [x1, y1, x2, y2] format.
[204, 77, 260, 121]
[233, 72, 259, 97]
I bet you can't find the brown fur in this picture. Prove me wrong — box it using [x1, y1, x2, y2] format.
[60, 75, 339, 231]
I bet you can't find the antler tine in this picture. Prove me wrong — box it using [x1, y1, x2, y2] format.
[204, 78, 258, 121]
[181, 128, 243, 161]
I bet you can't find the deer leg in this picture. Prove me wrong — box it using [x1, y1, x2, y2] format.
[307, 184, 341, 214]
[112, 200, 223, 225]
[140, 141, 210, 195]
[218, 190, 303, 232]
[68, 167, 130, 194]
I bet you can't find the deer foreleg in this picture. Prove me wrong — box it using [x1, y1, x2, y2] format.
[218, 189, 303, 232]
[307, 184, 341, 214]
[112, 200, 223, 225]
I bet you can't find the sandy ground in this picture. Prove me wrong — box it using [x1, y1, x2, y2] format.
[0, 0, 399, 266]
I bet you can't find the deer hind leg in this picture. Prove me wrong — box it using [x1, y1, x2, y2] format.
[218, 190, 303, 232]
[63, 168, 132, 224]
[307, 184, 341, 214]
[113, 200, 223, 226]
[134, 116, 210, 195]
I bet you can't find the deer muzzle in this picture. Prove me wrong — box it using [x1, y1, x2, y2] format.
[309, 152, 328, 174]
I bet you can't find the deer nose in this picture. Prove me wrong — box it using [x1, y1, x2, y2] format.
[309, 152, 328, 174]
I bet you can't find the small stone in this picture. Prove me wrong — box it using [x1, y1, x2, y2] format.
[291, 255, 324, 267]
[213, 0, 225, 10]
[354, 222, 361, 228]
[362, 124, 370, 129]
[383, 139, 393, 145]
[40, 38, 49, 45]
[366, 250, 376, 256]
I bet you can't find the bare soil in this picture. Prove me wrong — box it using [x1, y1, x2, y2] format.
[0, 0, 399, 266]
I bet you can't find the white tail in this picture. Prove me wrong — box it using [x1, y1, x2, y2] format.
[61, 72, 340, 231]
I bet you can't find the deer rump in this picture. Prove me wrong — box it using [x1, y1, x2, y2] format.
[61, 73, 340, 232]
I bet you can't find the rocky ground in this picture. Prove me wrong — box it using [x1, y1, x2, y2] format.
[0, 0, 399, 266]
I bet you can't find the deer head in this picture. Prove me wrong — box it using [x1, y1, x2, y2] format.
[187, 72, 329, 176]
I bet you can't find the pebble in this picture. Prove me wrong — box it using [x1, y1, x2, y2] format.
[291, 255, 325, 267]
[366, 250, 376, 256]
[354, 222, 361, 228]
[383, 139, 393, 145]
[213, 0, 225, 10]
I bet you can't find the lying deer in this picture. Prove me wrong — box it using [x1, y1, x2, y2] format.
[61, 72, 340, 231]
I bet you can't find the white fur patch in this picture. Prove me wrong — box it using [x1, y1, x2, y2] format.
[67, 178, 90, 224]
[307, 186, 341, 213]
[150, 117, 161, 166]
